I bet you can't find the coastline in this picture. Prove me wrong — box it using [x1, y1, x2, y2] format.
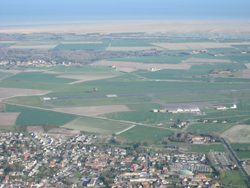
[0, 20, 250, 34]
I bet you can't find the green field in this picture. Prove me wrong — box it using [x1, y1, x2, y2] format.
[228, 54, 250, 64]
[156, 90, 250, 102]
[213, 170, 250, 187]
[102, 111, 191, 125]
[46, 78, 250, 97]
[0, 71, 13, 79]
[0, 80, 67, 90]
[189, 144, 226, 153]
[206, 48, 236, 53]
[230, 143, 250, 150]
[234, 151, 250, 159]
[185, 123, 234, 134]
[54, 43, 109, 50]
[0, 125, 15, 131]
[126, 103, 164, 111]
[243, 119, 250, 125]
[231, 45, 250, 50]
[190, 63, 247, 70]
[5, 72, 76, 83]
[3, 96, 51, 109]
[214, 77, 250, 83]
[48, 96, 153, 107]
[109, 55, 189, 64]
[63, 116, 130, 134]
[119, 126, 174, 143]
[5, 105, 77, 126]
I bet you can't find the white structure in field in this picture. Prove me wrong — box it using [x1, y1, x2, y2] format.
[230, 104, 237, 109]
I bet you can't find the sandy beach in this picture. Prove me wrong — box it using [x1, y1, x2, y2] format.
[1, 20, 250, 34]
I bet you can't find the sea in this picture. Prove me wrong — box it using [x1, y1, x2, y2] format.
[0, 0, 250, 28]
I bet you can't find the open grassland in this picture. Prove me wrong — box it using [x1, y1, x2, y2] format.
[46, 79, 250, 97]
[126, 103, 164, 111]
[230, 45, 250, 50]
[189, 144, 226, 153]
[235, 151, 250, 160]
[109, 55, 189, 64]
[107, 47, 163, 51]
[222, 125, 250, 143]
[0, 113, 20, 125]
[102, 111, 191, 125]
[119, 126, 174, 143]
[5, 72, 77, 83]
[0, 125, 15, 131]
[54, 43, 109, 50]
[2, 96, 51, 109]
[183, 57, 231, 63]
[49, 65, 121, 75]
[190, 63, 247, 70]
[230, 143, 250, 150]
[92, 60, 191, 69]
[243, 119, 250, 125]
[5, 105, 77, 126]
[0, 71, 13, 79]
[228, 54, 250, 64]
[48, 96, 153, 107]
[0, 87, 51, 101]
[206, 48, 236, 53]
[53, 105, 131, 116]
[213, 170, 250, 187]
[63, 117, 130, 134]
[0, 80, 67, 91]
[156, 91, 250, 102]
[185, 123, 234, 134]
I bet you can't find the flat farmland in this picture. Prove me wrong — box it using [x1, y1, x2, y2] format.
[109, 55, 189, 64]
[155, 90, 250, 102]
[0, 112, 20, 125]
[222, 125, 250, 143]
[63, 117, 130, 134]
[228, 54, 250, 64]
[242, 70, 250, 78]
[0, 87, 51, 101]
[5, 105, 77, 126]
[54, 43, 109, 50]
[126, 103, 164, 111]
[0, 80, 67, 91]
[119, 126, 174, 143]
[190, 63, 245, 70]
[189, 144, 226, 153]
[3, 96, 51, 109]
[56, 74, 118, 84]
[152, 42, 233, 50]
[5, 72, 77, 83]
[206, 48, 236, 53]
[107, 47, 163, 51]
[185, 123, 234, 134]
[92, 60, 192, 69]
[9, 44, 57, 49]
[53, 105, 131, 116]
[102, 111, 191, 125]
[235, 152, 250, 160]
[48, 96, 153, 107]
[0, 71, 13, 80]
[183, 57, 231, 63]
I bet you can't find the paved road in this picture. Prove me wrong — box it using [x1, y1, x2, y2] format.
[46, 89, 250, 101]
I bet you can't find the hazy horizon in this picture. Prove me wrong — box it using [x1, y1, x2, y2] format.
[0, 0, 250, 25]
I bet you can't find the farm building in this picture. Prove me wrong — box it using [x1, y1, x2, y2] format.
[191, 136, 206, 144]
[214, 106, 226, 110]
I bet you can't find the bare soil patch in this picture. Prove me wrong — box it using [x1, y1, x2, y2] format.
[0, 87, 51, 101]
[222, 125, 250, 143]
[56, 74, 117, 84]
[0, 69, 22, 74]
[242, 70, 250, 78]
[8, 45, 57, 49]
[108, 47, 163, 51]
[245, 63, 250, 69]
[183, 58, 231, 63]
[152, 42, 233, 50]
[53, 105, 131, 116]
[49, 127, 80, 134]
[92, 60, 191, 70]
[0, 112, 20, 125]
[27, 126, 44, 133]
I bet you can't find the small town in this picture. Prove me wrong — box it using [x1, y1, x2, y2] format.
[0, 131, 242, 188]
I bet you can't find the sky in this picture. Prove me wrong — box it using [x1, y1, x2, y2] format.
[0, 0, 250, 24]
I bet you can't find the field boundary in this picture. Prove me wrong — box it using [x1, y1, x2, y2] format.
[115, 125, 135, 135]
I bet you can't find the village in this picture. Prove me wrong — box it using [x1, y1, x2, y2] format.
[0, 131, 240, 188]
